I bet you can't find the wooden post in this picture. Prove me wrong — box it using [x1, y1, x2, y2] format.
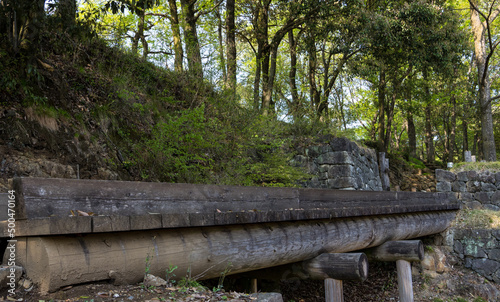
[379, 152, 390, 191]
[251, 278, 258, 293]
[325, 278, 343, 302]
[396, 260, 413, 302]
[364, 241, 421, 302]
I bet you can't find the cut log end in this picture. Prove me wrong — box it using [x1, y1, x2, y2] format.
[304, 253, 368, 281]
[365, 240, 424, 262]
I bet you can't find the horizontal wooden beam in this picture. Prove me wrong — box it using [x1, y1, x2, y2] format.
[10, 211, 456, 293]
[304, 253, 368, 281]
[11, 177, 459, 221]
[364, 240, 424, 262]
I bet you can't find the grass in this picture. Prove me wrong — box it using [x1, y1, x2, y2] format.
[451, 162, 500, 173]
[452, 208, 500, 229]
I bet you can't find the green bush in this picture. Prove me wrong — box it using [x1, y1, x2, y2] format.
[132, 105, 216, 183]
[408, 157, 426, 170]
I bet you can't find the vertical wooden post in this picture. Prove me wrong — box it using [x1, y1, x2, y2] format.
[251, 278, 258, 293]
[379, 152, 390, 191]
[396, 260, 413, 302]
[325, 278, 343, 302]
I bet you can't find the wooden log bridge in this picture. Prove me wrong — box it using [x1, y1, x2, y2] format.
[1, 177, 460, 293]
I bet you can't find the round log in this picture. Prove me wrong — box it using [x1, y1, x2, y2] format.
[304, 253, 368, 281]
[12, 211, 456, 293]
[364, 240, 424, 262]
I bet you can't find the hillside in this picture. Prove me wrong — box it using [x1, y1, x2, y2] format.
[0, 30, 309, 190]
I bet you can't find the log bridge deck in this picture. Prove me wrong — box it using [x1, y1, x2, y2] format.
[2, 177, 460, 297]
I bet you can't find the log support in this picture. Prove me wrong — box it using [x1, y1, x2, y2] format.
[325, 278, 343, 302]
[305, 253, 367, 302]
[304, 253, 368, 281]
[365, 240, 422, 302]
[397, 259, 414, 302]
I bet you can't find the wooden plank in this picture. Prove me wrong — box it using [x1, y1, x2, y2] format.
[13, 177, 301, 219]
[93, 216, 130, 232]
[130, 214, 162, 230]
[364, 240, 424, 262]
[12, 178, 459, 220]
[325, 279, 343, 302]
[13, 211, 456, 292]
[304, 253, 368, 281]
[397, 260, 414, 302]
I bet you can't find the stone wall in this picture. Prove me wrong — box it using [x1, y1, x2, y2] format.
[451, 228, 500, 284]
[435, 169, 500, 210]
[291, 137, 383, 191]
[436, 169, 500, 284]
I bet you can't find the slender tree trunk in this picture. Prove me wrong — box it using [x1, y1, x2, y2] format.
[470, 1, 498, 161]
[216, 7, 227, 84]
[378, 68, 386, 152]
[253, 50, 262, 110]
[180, 0, 203, 78]
[168, 0, 183, 72]
[423, 69, 435, 164]
[254, 1, 269, 111]
[307, 35, 320, 117]
[384, 85, 397, 152]
[262, 46, 277, 116]
[288, 29, 300, 120]
[448, 87, 457, 163]
[406, 86, 417, 158]
[226, 0, 237, 92]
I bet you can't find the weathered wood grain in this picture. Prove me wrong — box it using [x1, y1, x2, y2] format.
[304, 253, 368, 281]
[325, 279, 343, 302]
[397, 260, 414, 302]
[12, 211, 456, 292]
[11, 177, 459, 221]
[364, 240, 424, 262]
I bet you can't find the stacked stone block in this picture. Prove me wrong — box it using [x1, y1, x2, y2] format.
[436, 169, 500, 210]
[452, 228, 500, 283]
[292, 137, 383, 191]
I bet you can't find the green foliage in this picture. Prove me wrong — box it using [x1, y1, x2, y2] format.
[408, 157, 426, 170]
[132, 105, 215, 183]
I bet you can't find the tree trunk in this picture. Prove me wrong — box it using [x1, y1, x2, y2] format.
[384, 90, 396, 152]
[168, 0, 183, 72]
[180, 0, 203, 78]
[216, 7, 227, 84]
[226, 0, 237, 93]
[262, 46, 277, 116]
[378, 68, 386, 152]
[448, 89, 457, 163]
[253, 1, 269, 111]
[307, 35, 321, 117]
[253, 50, 262, 110]
[469, 1, 498, 161]
[288, 29, 300, 120]
[406, 89, 417, 159]
[423, 69, 434, 164]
